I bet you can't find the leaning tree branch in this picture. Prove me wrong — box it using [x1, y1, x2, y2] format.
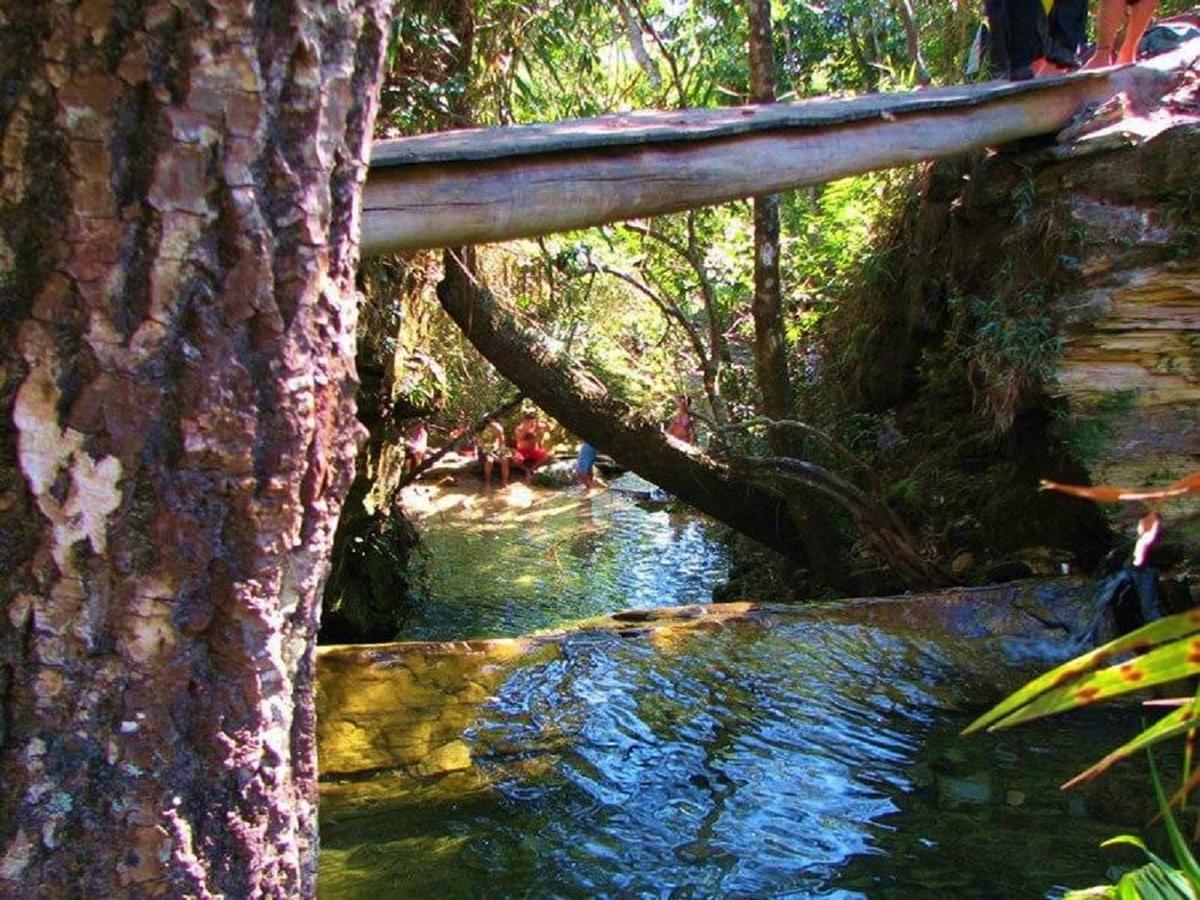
[710, 415, 871, 478]
[618, 219, 731, 424]
[740, 456, 950, 587]
[628, 0, 686, 108]
[589, 261, 726, 418]
[435, 251, 946, 590]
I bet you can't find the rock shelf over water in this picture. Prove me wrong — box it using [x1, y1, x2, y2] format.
[317, 578, 1095, 779]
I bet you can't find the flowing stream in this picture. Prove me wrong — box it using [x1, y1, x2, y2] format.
[397, 481, 732, 640]
[318, 484, 1162, 898]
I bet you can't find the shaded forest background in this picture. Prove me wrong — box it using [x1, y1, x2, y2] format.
[324, 0, 1198, 641]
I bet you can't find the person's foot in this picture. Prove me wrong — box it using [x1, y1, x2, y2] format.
[1045, 40, 1081, 69]
[1082, 46, 1115, 69]
[1030, 57, 1069, 77]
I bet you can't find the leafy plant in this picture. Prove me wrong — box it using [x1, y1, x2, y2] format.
[1062, 757, 1200, 899]
[947, 291, 1063, 433]
[1056, 390, 1139, 469]
[965, 473, 1200, 896]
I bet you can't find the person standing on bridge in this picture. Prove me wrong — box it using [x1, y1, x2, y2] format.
[996, 0, 1088, 79]
[1083, 0, 1161, 67]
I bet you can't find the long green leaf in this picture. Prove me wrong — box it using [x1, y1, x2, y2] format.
[1104, 836, 1186, 880]
[1181, 682, 1199, 811]
[962, 609, 1200, 735]
[1149, 753, 1200, 888]
[984, 636, 1200, 732]
[1063, 700, 1200, 789]
[1165, 765, 1200, 816]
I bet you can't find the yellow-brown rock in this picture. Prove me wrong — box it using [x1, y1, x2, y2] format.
[1048, 122, 1200, 542]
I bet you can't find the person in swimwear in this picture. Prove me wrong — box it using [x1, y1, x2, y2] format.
[665, 395, 695, 445]
[575, 441, 598, 490]
[513, 408, 552, 483]
[477, 417, 510, 491]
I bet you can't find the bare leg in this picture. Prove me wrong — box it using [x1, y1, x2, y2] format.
[1117, 0, 1158, 64]
[500, 458, 510, 487]
[484, 457, 493, 491]
[1083, 0, 1122, 68]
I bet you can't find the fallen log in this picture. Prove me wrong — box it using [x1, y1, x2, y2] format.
[363, 44, 1198, 254]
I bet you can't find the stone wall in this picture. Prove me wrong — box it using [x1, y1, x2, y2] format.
[1048, 124, 1199, 543]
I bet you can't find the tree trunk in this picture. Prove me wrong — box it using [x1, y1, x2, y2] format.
[894, 0, 932, 85]
[747, 0, 792, 450]
[745, 0, 845, 576]
[0, 1, 389, 894]
[362, 51, 1197, 252]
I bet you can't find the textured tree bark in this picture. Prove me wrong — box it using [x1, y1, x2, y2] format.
[745, 0, 791, 450]
[0, 0, 389, 894]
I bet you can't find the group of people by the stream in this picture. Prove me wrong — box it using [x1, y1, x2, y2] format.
[402, 395, 698, 495]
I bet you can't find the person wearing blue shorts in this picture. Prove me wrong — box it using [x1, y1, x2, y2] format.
[575, 442, 599, 489]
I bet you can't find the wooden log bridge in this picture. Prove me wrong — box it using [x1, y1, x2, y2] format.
[362, 44, 1199, 255]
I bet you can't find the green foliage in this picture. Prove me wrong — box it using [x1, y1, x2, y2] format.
[781, 171, 910, 335]
[947, 291, 1064, 433]
[966, 531, 1200, 895]
[1162, 188, 1200, 261]
[323, 511, 428, 642]
[1011, 171, 1038, 226]
[1061, 761, 1200, 898]
[380, 7, 471, 134]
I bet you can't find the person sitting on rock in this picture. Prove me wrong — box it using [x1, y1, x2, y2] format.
[403, 419, 428, 476]
[477, 417, 510, 491]
[513, 408, 552, 483]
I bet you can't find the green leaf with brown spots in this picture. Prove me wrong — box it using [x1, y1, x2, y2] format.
[962, 608, 1200, 736]
[984, 637, 1200, 732]
[1062, 699, 1200, 789]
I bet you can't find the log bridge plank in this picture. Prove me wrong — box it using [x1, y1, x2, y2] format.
[362, 44, 1198, 255]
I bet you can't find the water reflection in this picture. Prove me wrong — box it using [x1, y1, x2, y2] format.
[320, 615, 1160, 898]
[404, 485, 731, 640]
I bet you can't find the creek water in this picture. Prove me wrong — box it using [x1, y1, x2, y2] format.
[396, 482, 733, 640]
[318, 484, 1165, 898]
